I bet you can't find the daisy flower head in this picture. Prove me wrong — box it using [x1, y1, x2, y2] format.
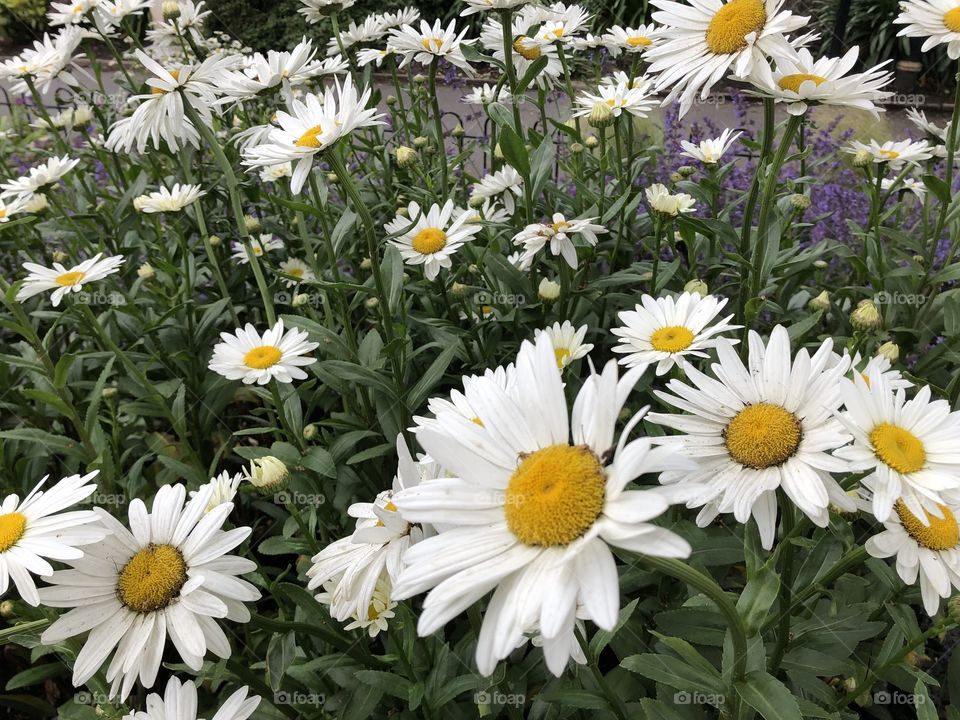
[0, 195, 27, 223]
[258, 162, 292, 183]
[835, 350, 913, 391]
[834, 369, 960, 524]
[0, 29, 84, 96]
[414, 363, 517, 430]
[15, 253, 124, 307]
[906, 107, 949, 142]
[0, 471, 106, 606]
[146, 0, 210, 47]
[602, 24, 659, 55]
[47, 0, 99, 27]
[384, 200, 483, 281]
[747, 46, 892, 117]
[278, 257, 315, 287]
[535, 321, 593, 368]
[478, 14, 563, 87]
[648, 326, 857, 549]
[680, 128, 743, 164]
[646, 0, 809, 116]
[393, 333, 698, 676]
[895, 0, 960, 59]
[324, 15, 387, 56]
[512, 213, 607, 270]
[1, 155, 80, 200]
[463, 83, 513, 105]
[844, 138, 934, 169]
[299, 0, 356, 24]
[611, 292, 740, 375]
[241, 76, 384, 194]
[470, 165, 524, 214]
[307, 434, 432, 624]
[93, 0, 151, 30]
[189, 471, 244, 513]
[461, 0, 530, 16]
[208, 319, 319, 385]
[133, 183, 205, 213]
[861, 480, 960, 616]
[882, 175, 927, 199]
[388, 19, 476, 75]
[123, 676, 260, 720]
[38, 483, 261, 700]
[230, 234, 285, 264]
[533, 4, 592, 45]
[216, 38, 334, 102]
[573, 78, 658, 120]
[645, 183, 696, 217]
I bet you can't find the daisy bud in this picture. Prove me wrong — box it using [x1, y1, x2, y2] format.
[684, 278, 709, 296]
[137, 263, 155, 280]
[291, 293, 309, 308]
[584, 135, 599, 149]
[913, 254, 925, 264]
[588, 101, 614, 129]
[494, 143, 504, 160]
[411, 136, 428, 150]
[396, 207, 410, 218]
[877, 341, 900, 363]
[24, 193, 48, 213]
[244, 215, 261, 233]
[102, 387, 117, 398]
[386, 95, 397, 106]
[423, 145, 436, 156]
[948, 594, 960, 624]
[395, 146, 418, 168]
[851, 299, 881, 330]
[808, 290, 830, 311]
[843, 677, 857, 692]
[414, 74, 427, 85]
[452, 124, 466, 138]
[208, 234, 222, 247]
[402, 272, 410, 283]
[677, 165, 697, 178]
[247, 456, 288, 492]
[570, 142, 584, 154]
[162, 1, 181, 19]
[359, 257, 372, 270]
[327, 173, 339, 184]
[0, 600, 14, 617]
[468, 264, 479, 275]
[51, 249, 68, 263]
[669, 172, 683, 183]
[852, 149, 872, 167]
[450, 282, 468, 299]
[365, 297, 379, 309]
[538, 278, 561, 301]
[303, 423, 318, 440]
[789, 193, 811, 209]
[467, 194, 485, 209]
[813, 260, 828, 269]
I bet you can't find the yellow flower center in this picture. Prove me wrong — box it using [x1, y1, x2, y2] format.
[288, 268, 305, 278]
[870, 423, 925, 474]
[724, 403, 802, 469]
[243, 345, 283, 369]
[421, 36, 443, 52]
[627, 36, 652, 47]
[117, 544, 187, 613]
[705, 0, 767, 55]
[777, 73, 827, 93]
[895, 501, 959, 551]
[151, 68, 180, 94]
[383, 501, 397, 512]
[513, 36, 542, 61]
[411, 227, 447, 254]
[295, 125, 324, 149]
[504, 444, 605, 547]
[551, 220, 570, 232]
[945, 7, 960, 32]
[0, 209, 7, 219]
[55, 270, 85, 286]
[650, 325, 695, 353]
[879, 149, 899, 160]
[0, 512, 27, 552]
[554, 347, 571, 368]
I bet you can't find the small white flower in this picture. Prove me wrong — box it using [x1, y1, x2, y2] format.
[258, 162, 293, 183]
[16, 253, 124, 307]
[471, 165, 524, 214]
[133, 183, 204, 213]
[385, 200, 482, 280]
[645, 183, 695, 216]
[278, 257, 315, 286]
[388, 19, 476, 75]
[512, 213, 607, 270]
[122, 676, 260, 720]
[1, 155, 80, 200]
[680, 128, 742, 165]
[189, 471, 244, 513]
[573, 77, 657, 119]
[844, 139, 934, 168]
[895, 0, 960, 59]
[208, 319, 319, 385]
[230, 234, 285, 264]
[602, 24, 658, 54]
[535, 321, 593, 368]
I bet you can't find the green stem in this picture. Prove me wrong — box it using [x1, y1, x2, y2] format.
[499, 10, 524, 133]
[576, 629, 628, 720]
[427, 59, 449, 198]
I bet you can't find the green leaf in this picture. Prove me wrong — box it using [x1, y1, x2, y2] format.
[5, 664, 63, 691]
[734, 670, 801, 720]
[498, 125, 530, 177]
[621, 653, 723, 694]
[407, 342, 460, 410]
[266, 631, 296, 692]
[515, 56, 548, 94]
[922, 174, 951, 204]
[353, 670, 412, 700]
[736, 564, 780, 635]
[0, 428, 86, 459]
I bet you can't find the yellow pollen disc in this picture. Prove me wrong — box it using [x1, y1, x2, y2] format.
[879, 149, 899, 160]
[551, 221, 570, 232]
[151, 68, 180, 94]
[504, 444, 605, 547]
[421, 37, 443, 51]
[627, 36, 652, 47]
[295, 125, 324, 149]
[0, 209, 7, 219]
[55, 270, 85, 286]
[243, 345, 283, 369]
[117, 544, 187, 613]
[650, 325, 695, 353]
[0, 512, 27, 552]
[513, 36, 542, 60]
[777, 73, 827, 93]
[288, 268, 304, 278]
[724, 403, 802, 469]
[870, 423, 925, 474]
[945, 7, 960, 32]
[895, 501, 959, 551]
[554, 347, 571, 368]
[705, 0, 767, 55]
[411, 227, 447, 254]
[383, 501, 397, 512]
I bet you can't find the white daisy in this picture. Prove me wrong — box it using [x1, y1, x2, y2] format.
[258, 162, 293, 183]
[278, 257, 315, 286]
[680, 128, 743, 164]
[645, 183, 696, 216]
[470, 165, 524, 214]
[47, 0, 99, 25]
[299, 0, 357, 24]
[122, 676, 260, 720]
[533, 4, 592, 44]
[906, 107, 949, 142]
[602, 24, 659, 54]
[463, 83, 513, 105]
[388, 19, 476, 75]
[392, 333, 697, 676]
[834, 369, 960, 523]
[384, 200, 483, 281]
[648, 326, 857, 549]
[611, 292, 740, 375]
[0, 196, 27, 223]
[216, 39, 346, 104]
[15, 253, 124, 307]
[133, 184, 205, 213]
[356, 48, 392, 67]
[572, 78, 658, 120]
[189, 471, 244, 514]
[93, 0, 151, 30]
[844, 139, 934, 169]
[862, 482, 960, 616]
[230, 234, 285, 264]
[882, 176, 927, 198]
[535, 321, 593, 368]
[414, 364, 517, 430]
[512, 213, 607, 270]
[324, 15, 387, 56]
[38, 483, 261, 700]
[747, 46, 892, 117]
[835, 351, 913, 391]
[895, 0, 960, 59]
[307, 435, 431, 623]
[241, 76, 384, 194]
[461, 0, 529, 16]
[0, 471, 105, 607]
[208, 319, 318, 385]
[145, 0, 210, 48]
[647, 0, 809, 116]
[1, 155, 80, 200]
[0, 29, 84, 96]
[478, 14, 563, 87]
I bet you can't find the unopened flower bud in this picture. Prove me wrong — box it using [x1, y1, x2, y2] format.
[570, 142, 584, 154]
[396, 207, 409, 218]
[413, 74, 427, 85]
[852, 149, 872, 167]
[365, 296, 379, 309]
[386, 95, 397, 106]
[677, 165, 696, 178]
[468, 194, 485, 209]
[452, 124, 466, 138]
[877, 341, 900, 363]
[412, 136, 429, 149]
[450, 282, 468, 299]
[808, 290, 830, 312]
[303, 423, 318, 441]
[247, 456, 288, 492]
[588, 101, 614, 129]
[291, 293, 309, 307]
[327, 173, 339, 184]
[494, 143, 504, 160]
[137, 262, 155, 280]
[851, 299, 881, 330]
[669, 172, 683, 183]
[949, 594, 960, 624]
[359, 257, 372, 270]
[538, 277, 560, 301]
[584, 135, 599, 149]
[0, 600, 15, 618]
[244, 215, 261, 233]
[162, 1, 181, 20]
[684, 278, 708, 296]
[395, 145, 418, 168]
[24, 193, 48, 213]
[102, 387, 118, 398]
[912, 254, 925, 264]
[52, 249, 68, 263]
[813, 259, 828, 269]
[789, 193, 811, 209]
